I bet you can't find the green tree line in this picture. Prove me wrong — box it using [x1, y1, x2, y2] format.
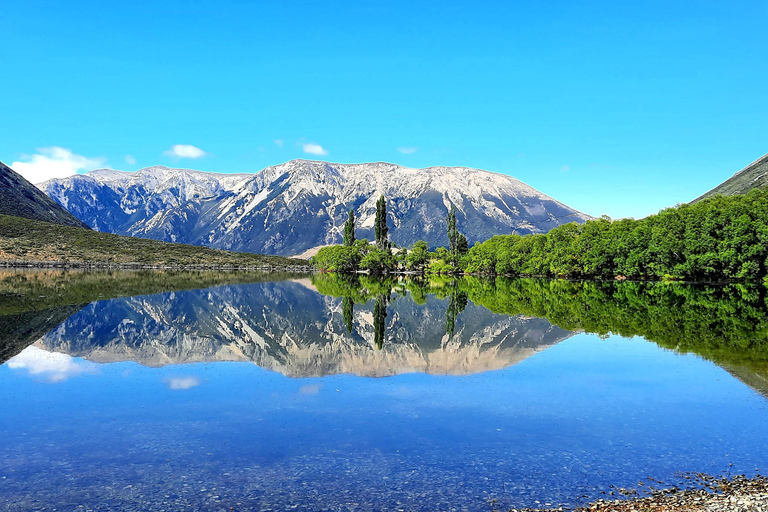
[314, 188, 768, 281]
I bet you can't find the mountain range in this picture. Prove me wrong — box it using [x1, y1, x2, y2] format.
[40, 160, 591, 256]
[0, 160, 88, 228]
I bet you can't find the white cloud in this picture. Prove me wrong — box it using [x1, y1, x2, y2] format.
[299, 383, 322, 395]
[11, 147, 105, 184]
[166, 376, 201, 390]
[124, 154, 137, 165]
[7, 346, 97, 383]
[274, 139, 284, 147]
[163, 144, 208, 159]
[302, 143, 329, 156]
[397, 147, 418, 154]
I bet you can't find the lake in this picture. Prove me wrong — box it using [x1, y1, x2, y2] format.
[1, 271, 767, 511]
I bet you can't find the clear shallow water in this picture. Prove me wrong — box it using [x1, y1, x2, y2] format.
[1, 274, 768, 511]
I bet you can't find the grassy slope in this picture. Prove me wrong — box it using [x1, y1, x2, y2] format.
[0, 214, 309, 268]
[693, 152, 768, 202]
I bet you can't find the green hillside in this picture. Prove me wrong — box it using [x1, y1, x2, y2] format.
[0, 214, 309, 269]
[693, 152, 768, 202]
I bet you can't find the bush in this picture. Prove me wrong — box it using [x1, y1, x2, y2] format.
[311, 246, 362, 272]
[360, 247, 397, 274]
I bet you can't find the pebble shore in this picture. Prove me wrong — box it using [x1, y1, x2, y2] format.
[507, 475, 768, 512]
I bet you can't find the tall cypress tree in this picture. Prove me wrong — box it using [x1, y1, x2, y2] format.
[373, 293, 388, 350]
[343, 209, 356, 246]
[447, 205, 459, 265]
[342, 296, 354, 333]
[374, 195, 389, 249]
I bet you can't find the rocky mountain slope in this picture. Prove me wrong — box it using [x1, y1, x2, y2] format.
[40, 160, 591, 256]
[35, 280, 573, 377]
[0, 160, 89, 228]
[693, 152, 768, 202]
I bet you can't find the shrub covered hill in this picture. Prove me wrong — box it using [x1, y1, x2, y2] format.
[0, 160, 89, 228]
[693, 152, 768, 202]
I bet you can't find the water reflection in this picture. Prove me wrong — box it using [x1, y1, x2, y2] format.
[2, 271, 768, 510]
[27, 278, 571, 377]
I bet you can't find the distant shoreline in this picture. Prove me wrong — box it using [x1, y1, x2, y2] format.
[0, 260, 314, 272]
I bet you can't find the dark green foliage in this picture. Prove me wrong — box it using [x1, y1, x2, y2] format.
[342, 296, 354, 333]
[374, 195, 389, 250]
[457, 233, 469, 255]
[373, 293, 389, 349]
[343, 209, 356, 246]
[311, 246, 362, 273]
[463, 188, 768, 280]
[446, 205, 461, 267]
[360, 247, 397, 274]
[445, 285, 468, 338]
[0, 214, 306, 268]
[406, 240, 430, 271]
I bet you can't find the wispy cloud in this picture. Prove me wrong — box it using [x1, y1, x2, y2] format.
[12, 147, 105, 184]
[7, 346, 97, 383]
[560, 165, 571, 172]
[273, 139, 284, 147]
[302, 143, 329, 156]
[397, 147, 418, 154]
[165, 376, 201, 390]
[124, 154, 137, 165]
[299, 383, 322, 395]
[163, 144, 208, 159]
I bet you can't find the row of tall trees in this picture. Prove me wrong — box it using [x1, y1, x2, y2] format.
[312, 195, 469, 274]
[317, 187, 768, 281]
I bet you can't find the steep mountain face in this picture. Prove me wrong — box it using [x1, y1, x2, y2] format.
[35, 280, 573, 377]
[693, 152, 768, 202]
[0, 160, 89, 228]
[41, 160, 591, 256]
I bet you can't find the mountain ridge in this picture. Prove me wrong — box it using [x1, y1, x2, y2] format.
[0, 160, 90, 228]
[692, 152, 768, 202]
[41, 159, 591, 256]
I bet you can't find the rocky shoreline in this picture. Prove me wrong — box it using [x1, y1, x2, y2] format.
[506, 475, 768, 512]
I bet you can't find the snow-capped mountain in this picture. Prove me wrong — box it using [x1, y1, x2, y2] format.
[34, 280, 573, 377]
[40, 160, 591, 256]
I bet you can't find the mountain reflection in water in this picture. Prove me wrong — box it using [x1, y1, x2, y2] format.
[33, 278, 572, 377]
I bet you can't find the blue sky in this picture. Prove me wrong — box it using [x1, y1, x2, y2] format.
[1, 0, 766, 219]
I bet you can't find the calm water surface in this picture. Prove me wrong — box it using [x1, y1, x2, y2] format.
[1, 272, 767, 511]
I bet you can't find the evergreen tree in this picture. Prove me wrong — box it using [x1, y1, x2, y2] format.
[374, 195, 389, 250]
[343, 209, 356, 246]
[373, 293, 389, 349]
[447, 205, 460, 266]
[457, 233, 469, 255]
[342, 296, 354, 333]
